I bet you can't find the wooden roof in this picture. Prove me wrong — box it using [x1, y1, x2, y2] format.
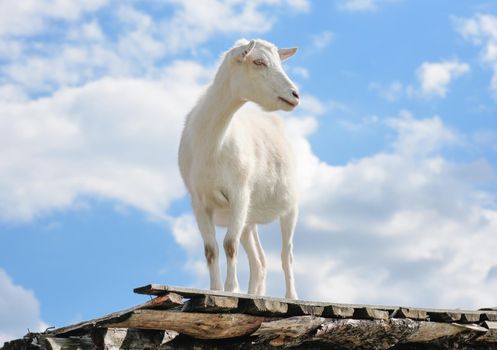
[3, 284, 497, 349]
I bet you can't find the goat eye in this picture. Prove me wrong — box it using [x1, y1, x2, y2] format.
[253, 59, 266, 66]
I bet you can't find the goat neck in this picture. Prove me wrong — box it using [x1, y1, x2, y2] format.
[189, 61, 245, 152]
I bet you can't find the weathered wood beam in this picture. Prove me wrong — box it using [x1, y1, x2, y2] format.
[108, 309, 272, 339]
[316, 319, 488, 349]
[98, 328, 178, 350]
[482, 312, 497, 322]
[406, 322, 486, 343]
[143, 292, 183, 309]
[476, 321, 497, 342]
[251, 316, 490, 349]
[253, 315, 325, 347]
[314, 319, 413, 349]
[324, 304, 355, 318]
[427, 310, 462, 322]
[238, 298, 288, 316]
[49, 293, 182, 336]
[287, 303, 325, 317]
[182, 295, 239, 313]
[391, 307, 428, 320]
[354, 307, 390, 320]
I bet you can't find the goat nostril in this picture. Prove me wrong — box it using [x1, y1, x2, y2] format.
[292, 90, 300, 99]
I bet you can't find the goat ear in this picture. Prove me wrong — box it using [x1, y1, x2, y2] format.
[278, 47, 297, 61]
[234, 40, 256, 62]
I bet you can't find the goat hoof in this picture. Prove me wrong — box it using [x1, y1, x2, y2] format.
[224, 282, 239, 293]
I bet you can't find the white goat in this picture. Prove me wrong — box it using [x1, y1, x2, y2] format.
[178, 39, 300, 299]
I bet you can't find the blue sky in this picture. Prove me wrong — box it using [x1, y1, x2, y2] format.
[2, 0, 497, 344]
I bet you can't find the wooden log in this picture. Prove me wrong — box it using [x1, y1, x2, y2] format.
[406, 322, 487, 343]
[313, 319, 412, 349]
[108, 309, 271, 339]
[253, 315, 325, 347]
[182, 295, 238, 313]
[354, 307, 390, 320]
[476, 321, 497, 342]
[313, 319, 488, 349]
[238, 298, 288, 316]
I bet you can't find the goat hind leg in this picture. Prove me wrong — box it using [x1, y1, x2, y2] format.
[224, 191, 249, 293]
[280, 206, 298, 299]
[251, 226, 267, 295]
[241, 224, 266, 295]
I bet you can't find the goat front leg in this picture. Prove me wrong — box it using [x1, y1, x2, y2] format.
[224, 190, 250, 293]
[192, 201, 222, 291]
[280, 206, 298, 299]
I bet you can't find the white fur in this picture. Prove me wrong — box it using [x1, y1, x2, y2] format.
[178, 39, 299, 299]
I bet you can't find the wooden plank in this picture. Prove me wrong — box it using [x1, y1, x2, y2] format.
[323, 305, 355, 318]
[108, 309, 272, 339]
[144, 293, 183, 309]
[460, 311, 483, 323]
[353, 307, 390, 320]
[392, 308, 428, 320]
[239, 298, 288, 316]
[287, 303, 325, 317]
[135, 284, 233, 297]
[427, 311, 462, 322]
[50, 293, 182, 336]
[482, 312, 497, 322]
[50, 307, 135, 336]
[182, 295, 238, 313]
[134, 285, 497, 324]
[134, 284, 398, 311]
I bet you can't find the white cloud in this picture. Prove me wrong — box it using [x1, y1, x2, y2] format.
[0, 0, 108, 37]
[370, 60, 469, 101]
[0, 1, 310, 96]
[290, 66, 310, 79]
[337, 0, 377, 12]
[0, 269, 47, 346]
[170, 106, 497, 309]
[369, 81, 405, 101]
[311, 31, 334, 50]
[0, 61, 211, 221]
[453, 13, 497, 95]
[416, 60, 470, 98]
[292, 112, 497, 308]
[336, 0, 401, 12]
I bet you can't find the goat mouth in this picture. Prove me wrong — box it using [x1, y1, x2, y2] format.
[278, 97, 297, 107]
